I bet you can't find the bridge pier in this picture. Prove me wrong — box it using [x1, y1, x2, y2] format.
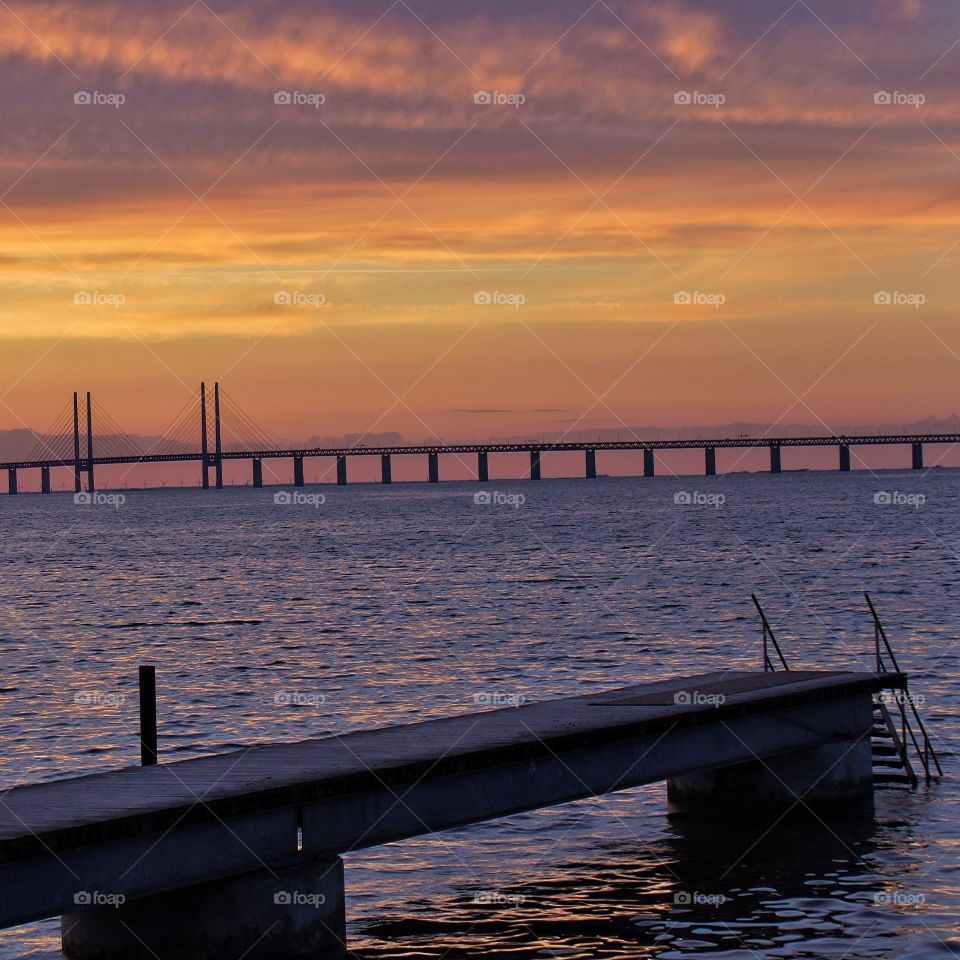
[477, 451, 489, 483]
[529, 450, 541, 481]
[252, 458, 263, 488]
[643, 448, 655, 478]
[585, 449, 596, 479]
[7, 468, 17, 495]
[770, 444, 782, 474]
[428, 452, 439, 483]
[667, 695, 873, 818]
[839, 444, 851, 472]
[705, 447, 717, 476]
[41, 467, 51, 494]
[336, 455, 347, 486]
[62, 857, 347, 960]
[381, 454, 392, 485]
[293, 456, 304, 488]
[912, 442, 923, 470]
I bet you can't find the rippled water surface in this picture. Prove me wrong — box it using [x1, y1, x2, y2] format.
[0, 470, 957, 958]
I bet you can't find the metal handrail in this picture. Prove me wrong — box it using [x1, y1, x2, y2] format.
[751, 594, 790, 672]
[864, 593, 943, 781]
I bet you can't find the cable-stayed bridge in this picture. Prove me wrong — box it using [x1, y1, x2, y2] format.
[0, 383, 957, 493]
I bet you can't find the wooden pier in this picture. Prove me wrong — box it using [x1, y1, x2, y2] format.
[0, 669, 905, 959]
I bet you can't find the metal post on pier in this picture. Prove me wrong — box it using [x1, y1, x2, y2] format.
[139, 665, 157, 766]
[85, 392, 95, 492]
[72, 392, 82, 493]
[200, 382, 210, 490]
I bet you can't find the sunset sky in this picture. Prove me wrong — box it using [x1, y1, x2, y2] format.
[2, 0, 960, 448]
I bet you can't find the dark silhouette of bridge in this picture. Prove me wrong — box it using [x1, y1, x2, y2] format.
[0, 383, 954, 493]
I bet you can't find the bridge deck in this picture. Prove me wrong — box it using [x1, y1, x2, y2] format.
[0, 669, 901, 867]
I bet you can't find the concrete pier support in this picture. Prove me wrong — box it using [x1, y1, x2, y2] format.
[293, 456, 305, 488]
[912, 442, 923, 470]
[705, 447, 717, 476]
[7, 468, 17, 495]
[529, 450, 541, 480]
[770, 445, 782, 474]
[643, 448, 655, 478]
[478, 451, 489, 482]
[667, 696, 873, 818]
[252, 458, 263, 488]
[336, 455, 347, 486]
[839, 444, 851, 472]
[381, 454, 392, 485]
[62, 857, 347, 960]
[41, 467, 51, 494]
[585, 449, 596, 479]
[428, 452, 439, 483]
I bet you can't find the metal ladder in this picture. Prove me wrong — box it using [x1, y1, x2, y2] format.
[865, 593, 942, 786]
